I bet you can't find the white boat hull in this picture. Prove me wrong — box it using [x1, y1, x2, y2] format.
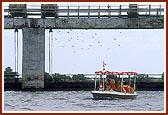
[91, 90, 138, 99]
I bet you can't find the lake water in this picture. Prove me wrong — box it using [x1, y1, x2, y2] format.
[3, 91, 164, 112]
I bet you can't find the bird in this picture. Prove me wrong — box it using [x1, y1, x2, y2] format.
[77, 39, 79, 40]
[72, 45, 74, 47]
[118, 45, 120, 46]
[107, 48, 110, 50]
[67, 32, 70, 33]
[95, 33, 97, 35]
[98, 41, 100, 43]
[114, 38, 116, 40]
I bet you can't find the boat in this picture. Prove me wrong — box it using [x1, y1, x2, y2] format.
[91, 68, 138, 99]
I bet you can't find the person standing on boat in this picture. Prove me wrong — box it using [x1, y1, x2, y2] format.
[109, 79, 117, 91]
[115, 80, 122, 92]
[98, 80, 103, 91]
[105, 79, 111, 91]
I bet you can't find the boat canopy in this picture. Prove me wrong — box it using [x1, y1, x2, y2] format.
[95, 70, 138, 76]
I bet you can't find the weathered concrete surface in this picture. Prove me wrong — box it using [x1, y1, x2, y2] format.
[4, 17, 164, 29]
[22, 28, 45, 89]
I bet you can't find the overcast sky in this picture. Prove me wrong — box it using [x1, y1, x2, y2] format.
[3, 2, 165, 75]
[3, 29, 164, 74]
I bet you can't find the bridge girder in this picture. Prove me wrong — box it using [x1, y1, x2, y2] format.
[4, 17, 164, 29]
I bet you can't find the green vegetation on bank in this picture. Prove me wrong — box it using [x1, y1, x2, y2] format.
[4, 67, 164, 84]
[4, 67, 164, 91]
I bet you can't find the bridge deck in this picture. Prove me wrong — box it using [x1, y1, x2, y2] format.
[4, 4, 164, 29]
[4, 17, 164, 29]
[4, 4, 164, 18]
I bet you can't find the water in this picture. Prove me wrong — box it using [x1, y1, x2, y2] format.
[4, 91, 164, 112]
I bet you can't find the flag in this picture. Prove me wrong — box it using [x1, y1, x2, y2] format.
[103, 61, 106, 71]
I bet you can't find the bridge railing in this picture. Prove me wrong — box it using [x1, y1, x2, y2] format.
[4, 4, 164, 18]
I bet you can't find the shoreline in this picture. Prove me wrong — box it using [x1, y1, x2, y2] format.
[4, 81, 164, 91]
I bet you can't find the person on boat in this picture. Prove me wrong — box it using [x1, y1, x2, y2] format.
[98, 80, 103, 91]
[105, 79, 111, 91]
[115, 80, 127, 93]
[115, 80, 122, 92]
[114, 80, 134, 93]
[109, 79, 117, 91]
[122, 85, 135, 94]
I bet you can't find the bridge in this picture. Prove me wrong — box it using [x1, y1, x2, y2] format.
[3, 3, 164, 90]
[4, 4, 164, 29]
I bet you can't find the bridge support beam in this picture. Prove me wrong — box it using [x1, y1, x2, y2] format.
[22, 28, 45, 90]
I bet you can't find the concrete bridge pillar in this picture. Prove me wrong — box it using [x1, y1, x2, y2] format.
[22, 28, 45, 90]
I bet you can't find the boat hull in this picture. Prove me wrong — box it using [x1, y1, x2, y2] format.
[92, 90, 138, 99]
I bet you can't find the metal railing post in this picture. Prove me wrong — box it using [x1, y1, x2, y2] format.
[67, 6, 69, 18]
[119, 5, 121, 17]
[108, 4, 111, 18]
[88, 6, 90, 18]
[78, 6, 80, 18]
[149, 5, 151, 17]
[98, 6, 100, 18]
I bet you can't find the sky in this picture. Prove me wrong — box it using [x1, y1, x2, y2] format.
[3, 29, 164, 74]
[3, 3, 165, 75]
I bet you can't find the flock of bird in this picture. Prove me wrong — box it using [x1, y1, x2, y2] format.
[49, 29, 122, 53]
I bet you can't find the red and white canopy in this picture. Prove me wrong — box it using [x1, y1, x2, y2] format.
[95, 70, 138, 75]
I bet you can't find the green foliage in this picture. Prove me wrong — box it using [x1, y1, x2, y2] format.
[4, 67, 18, 76]
[137, 74, 145, 78]
[72, 74, 86, 81]
[44, 72, 53, 83]
[53, 73, 71, 82]
[4, 67, 18, 83]
[4, 67, 13, 74]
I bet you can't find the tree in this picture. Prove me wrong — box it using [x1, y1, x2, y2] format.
[4, 67, 13, 73]
[162, 72, 164, 80]
[72, 74, 86, 81]
[44, 72, 53, 83]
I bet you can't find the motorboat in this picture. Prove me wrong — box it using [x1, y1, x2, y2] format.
[91, 69, 138, 100]
[92, 90, 138, 99]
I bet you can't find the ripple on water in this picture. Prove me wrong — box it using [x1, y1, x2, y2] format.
[4, 91, 164, 111]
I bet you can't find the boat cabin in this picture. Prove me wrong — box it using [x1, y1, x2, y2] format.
[94, 70, 138, 94]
